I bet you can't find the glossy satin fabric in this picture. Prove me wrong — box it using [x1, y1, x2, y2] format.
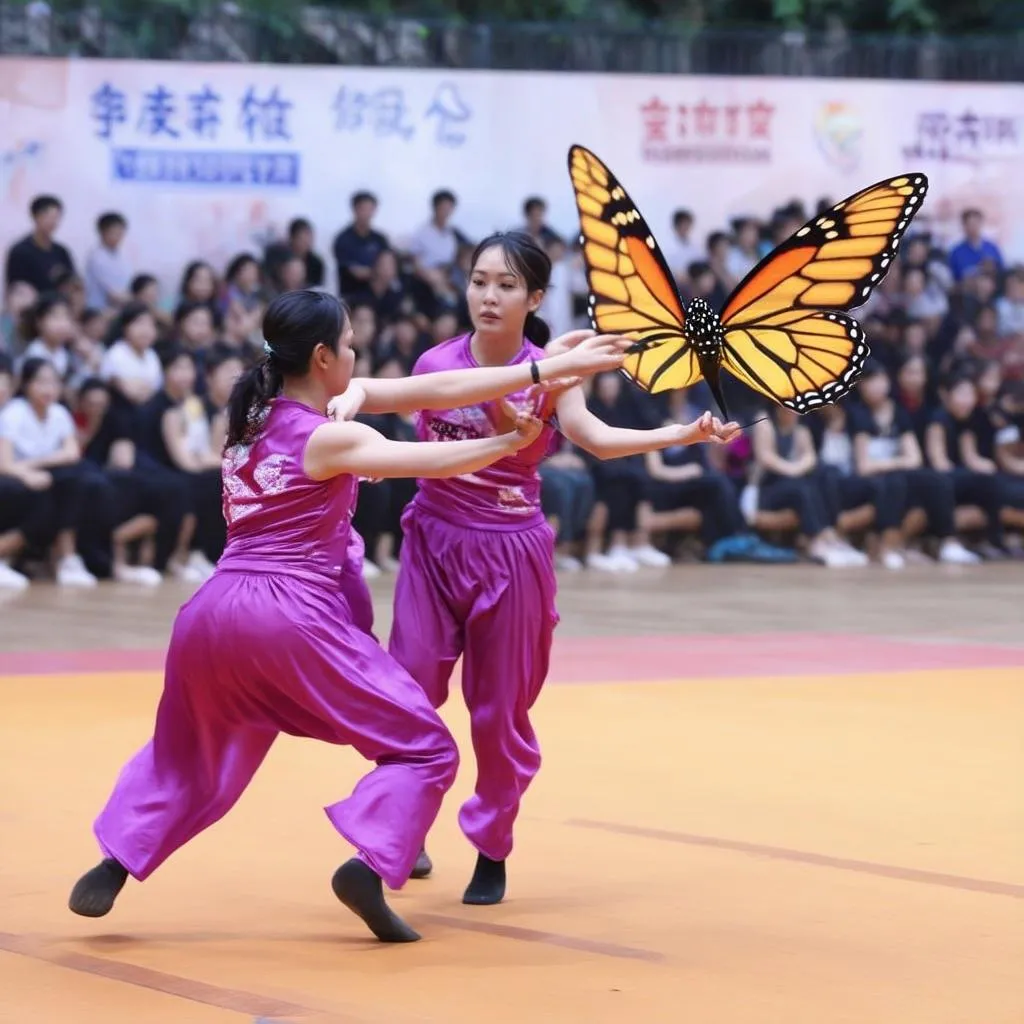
[93, 398, 457, 890]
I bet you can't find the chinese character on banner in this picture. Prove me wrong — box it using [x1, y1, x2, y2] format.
[332, 87, 415, 140]
[239, 87, 293, 143]
[723, 105, 741, 137]
[187, 85, 222, 140]
[676, 104, 689, 137]
[90, 83, 128, 140]
[137, 85, 180, 138]
[956, 110, 981, 148]
[424, 83, 471, 147]
[641, 98, 670, 144]
[746, 100, 775, 139]
[693, 100, 717, 137]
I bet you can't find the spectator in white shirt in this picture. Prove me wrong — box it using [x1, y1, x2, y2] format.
[726, 218, 761, 282]
[18, 293, 76, 383]
[85, 212, 132, 311]
[100, 302, 163, 410]
[409, 190, 462, 303]
[996, 269, 1024, 338]
[664, 209, 702, 285]
[0, 358, 99, 586]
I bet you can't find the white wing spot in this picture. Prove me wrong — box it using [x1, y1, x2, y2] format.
[796, 227, 811, 237]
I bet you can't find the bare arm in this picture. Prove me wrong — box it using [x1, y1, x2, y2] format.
[304, 411, 537, 482]
[161, 408, 200, 472]
[345, 334, 627, 417]
[554, 386, 736, 459]
[21, 433, 81, 470]
[925, 422, 953, 472]
[644, 445, 703, 481]
[752, 419, 799, 477]
[960, 431, 997, 474]
[853, 431, 919, 475]
[899, 431, 924, 469]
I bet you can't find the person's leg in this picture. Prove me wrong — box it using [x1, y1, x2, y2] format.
[905, 468, 978, 564]
[458, 522, 558, 904]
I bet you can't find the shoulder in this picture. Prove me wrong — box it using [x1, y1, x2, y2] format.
[928, 407, 952, 429]
[411, 335, 466, 375]
[845, 403, 872, 434]
[0, 397, 27, 429]
[51, 402, 75, 432]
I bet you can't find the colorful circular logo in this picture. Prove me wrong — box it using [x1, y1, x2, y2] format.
[814, 102, 862, 172]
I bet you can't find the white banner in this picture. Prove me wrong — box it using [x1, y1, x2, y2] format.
[2, 57, 1022, 295]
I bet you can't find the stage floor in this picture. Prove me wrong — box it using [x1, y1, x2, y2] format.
[1, 564, 1022, 1023]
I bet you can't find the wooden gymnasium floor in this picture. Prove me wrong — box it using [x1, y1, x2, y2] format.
[0, 564, 1022, 1024]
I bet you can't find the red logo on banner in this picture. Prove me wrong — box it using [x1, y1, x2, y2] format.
[641, 97, 775, 163]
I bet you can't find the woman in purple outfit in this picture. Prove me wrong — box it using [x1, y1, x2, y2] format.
[385, 232, 740, 904]
[67, 289, 629, 943]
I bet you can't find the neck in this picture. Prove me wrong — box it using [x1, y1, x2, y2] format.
[469, 329, 523, 367]
[281, 377, 330, 415]
[32, 230, 51, 249]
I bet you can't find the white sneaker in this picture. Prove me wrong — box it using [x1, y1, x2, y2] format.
[114, 564, 163, 587]
[168, 557, 206, 583]
[882, 550, 905, 571]
[0, 560, 29, 590]
[585, 552, 624, 572]
[841, 545, 870, 567]
[938, 539, 981, 565]
[554, 554, 583, 572]
[630, 544, 671, 568]
[361, 559, 382, 578]
[56, 554, 98, 588]
[605, 546, 640, 572]
[378, 555, 401, 572]
[187, 551, 217, 579]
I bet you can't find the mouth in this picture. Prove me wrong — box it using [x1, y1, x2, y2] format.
[480, 311, 501, 323]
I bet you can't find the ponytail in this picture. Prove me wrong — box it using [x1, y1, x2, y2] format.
[225, 358, 283, 449]
[524, 310, 551, 347]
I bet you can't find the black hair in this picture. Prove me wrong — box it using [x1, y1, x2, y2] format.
[117, 301, 155, 336]
[288, 217, 312, 237]
[469, 230, 553, 347]
[523, 196, 546, 217]
[225, 252, 260, 286]
[0, 352, 14, 377]
[432, 189, 457, 208]
[204, 342, 246, 375]
[672, 209, 693, 228]
[179, 260, 216, 300]
[21, 292, 69, 341]
[30, 195, 62, 218]
[225, 290, 346, 449]
[131, 273, 157, 296]
[156, 341, 194, 371]
[97, 212, 127, 234]
[77, 375, 109, 398]
[17, 356, 58, 396]
[351, 191, 377, 208]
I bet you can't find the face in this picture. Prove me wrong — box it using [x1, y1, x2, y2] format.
[291, 227, 312, 255]
[526, 203, 544, 227]
[738, 222, 759, 249]
[180, 307, 214, 346]
[26, 363, 60, 406]
[946, 381, 977, 419]
[373, 250, 398, 281]
[354, 199, 376, 226]
[102, 223, 126, 248]
[964, 211, 982, 238]
[432, 312, 458, 342]
[235, 259, 260, 291]
[434, 198, 455, 224]
[466, 245, 542, 338]
[904, 323, 927, 354]
[350, 307, 376, 350]
[906, 238, 928, 265]
[317, 323, 356, 394]
[137, 281, 159, 307]
[5, 281, 37, 316]
[281, 258, 306, 291]
[206, 357, 244, 407]
[79, 386, 110, 423]
[675, 216, 692, 239]
[393, 319, 418, 351]
[978, 364, 1001, 399]
[165, 355, 196, 395]
[187, 265, 215, 302]
[976, 307, 997, 336]
[898, 357, 926, 394]
[974, 275, 997, 303]
[34, 204, 61, 236]
[125, 312, 158, 350]
[376, 359, 404, 380]
[39, 302, 75, 343]
[1007, 275, 1024, 301]
[904, 269, 925, 296]
[595, 372, 621, 405]
[859, 372, 890, 406]
[82, 311, 110, 342]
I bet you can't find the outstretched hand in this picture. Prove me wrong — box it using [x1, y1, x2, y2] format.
[689, 411, 742, 445]
[499, 397, 544, 450]
[525, 375, 581, 405]
[327, 383, 367, 422]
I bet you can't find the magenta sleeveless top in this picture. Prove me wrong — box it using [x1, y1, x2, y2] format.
[408, 334, 557, 531]
[217, 397, 357, 586]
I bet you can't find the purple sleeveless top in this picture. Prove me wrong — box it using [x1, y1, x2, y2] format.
[217, 397, 357, 587]
[409, 334, 557, 531]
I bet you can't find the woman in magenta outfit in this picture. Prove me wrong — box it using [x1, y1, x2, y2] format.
[67, 289, 630, 943]
[384, 233, 740, 905]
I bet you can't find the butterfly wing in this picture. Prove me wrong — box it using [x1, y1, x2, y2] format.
[717, 173, 927, 412]
[568, 144, 702, 394]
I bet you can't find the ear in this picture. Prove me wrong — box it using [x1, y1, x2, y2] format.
[526, 289, 545, 313]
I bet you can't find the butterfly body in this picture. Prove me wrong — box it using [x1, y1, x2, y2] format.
[568, 144, 927, 418]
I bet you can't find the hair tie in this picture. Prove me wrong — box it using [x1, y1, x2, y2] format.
[263, 340, 274, 358]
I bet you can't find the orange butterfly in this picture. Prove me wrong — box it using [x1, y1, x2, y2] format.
[567, 144, 928, 419]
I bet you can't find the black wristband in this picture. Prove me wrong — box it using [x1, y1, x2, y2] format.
[530, 359, 541, 385]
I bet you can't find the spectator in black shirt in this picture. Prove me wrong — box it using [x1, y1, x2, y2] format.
[333, 191, 389, 298]
[264, 217, 325, 291]
[4, 195, 75, 293]
[521, 197, 563, 250]
[349, 248, 417, 325]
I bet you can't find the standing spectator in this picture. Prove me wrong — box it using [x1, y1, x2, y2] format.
[3, 195, 75, 293]
[948, 209, 1004, 282]
[664, 209, 701, 285]
[265, 217, 324, 291]
[521, 197, 563, 249]
[408, 190, 463, 304]
[1, 281, 37, 355]
[84, 212, 132, 311]
[333, 191, 389, 298]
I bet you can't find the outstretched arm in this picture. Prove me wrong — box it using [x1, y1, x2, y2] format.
[335, 331, 628, 417]
[553, 386, 738, 460]
[304, 402, 540, 481]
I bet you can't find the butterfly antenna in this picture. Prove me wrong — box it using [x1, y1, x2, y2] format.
[736, 415, 769, 430]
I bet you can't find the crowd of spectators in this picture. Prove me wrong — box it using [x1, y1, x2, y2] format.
[1, 185, 1022, 590]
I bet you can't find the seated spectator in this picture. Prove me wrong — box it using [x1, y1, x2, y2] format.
[408, 189, 464, 307]
[894, 353, 935, 442]
[18, 293, 76, 383]
[924, 373, 1023, 556]
[84, 212, 132, 311]
[178, 260, 219, 315]
[850, 362, 978, 568]
[2, 280, 37, 355]
[135, 345, 225, 580]
[349, 248, 418, 324]
[74, 378, 176, 585]
[996, 268, 1024, 339]
[265, 217, 325, 291]
[948, 209, 1003, 283]
[220, 253, 265, 351]
[750, 406, 867, 566]
[0, 358, 100, 586]
[100, 302, 163, 411]
[583, 372, 669, 571]
[379, 314, 431, 375]
[664, 209, 701, 286]
[130, 273, 174, 334]
[521, 197, 563, 250]
[200, 343, 246, 453]
[539, 432, 595, 572]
